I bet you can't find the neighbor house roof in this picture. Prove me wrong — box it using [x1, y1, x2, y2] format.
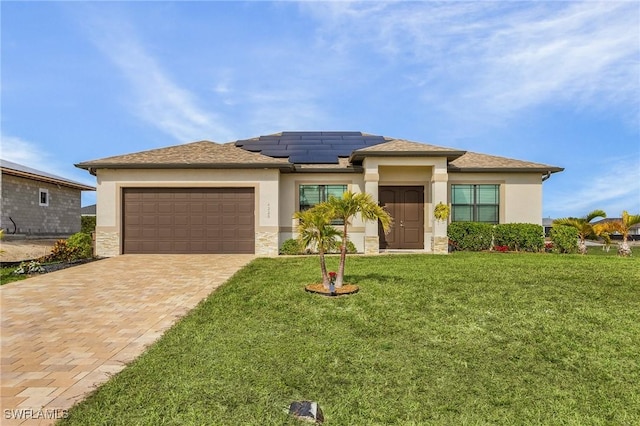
[75, 141, 292, 174]
[1, 159, 95, 191]
[81, 204, 96, 216]
[75, 132, 563, 176]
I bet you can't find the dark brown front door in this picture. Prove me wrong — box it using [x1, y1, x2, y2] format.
[122, 187, 255, 254]
[379, 186, 424, 249]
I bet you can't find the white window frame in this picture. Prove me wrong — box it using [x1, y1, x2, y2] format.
[39, 188, 49, 207]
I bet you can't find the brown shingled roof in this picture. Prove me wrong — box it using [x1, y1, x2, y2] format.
[75, 141, 291, 174]
[449, 151, 563, 173]
[75, 134, 563, 175]
[350, 139, 466, 162]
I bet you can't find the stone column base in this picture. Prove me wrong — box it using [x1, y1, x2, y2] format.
[95, 231, 120, 257]
[432, 236, 449, 254]
[364, 236, 379, 255]
[256, 231, 279, 257]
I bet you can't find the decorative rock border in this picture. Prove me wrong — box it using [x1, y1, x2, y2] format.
[304, 283, 360, 296]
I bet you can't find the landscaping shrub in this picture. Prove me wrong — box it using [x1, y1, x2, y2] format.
[447, 222, 493, 251]
[280, 238, 358, 255]
[493, 223, 544, 252]
[81, 216, 96, 234]
[550, 225, 579, 254]
[41, 239, 82, 263]
[280, 238, 303, 255]
[67, 232, 94, 259]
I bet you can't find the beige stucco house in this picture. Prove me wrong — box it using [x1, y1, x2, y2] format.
[75, 131, 563, 257]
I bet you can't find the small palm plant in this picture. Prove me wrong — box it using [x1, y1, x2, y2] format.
[553, 209, 607, 254]
[595, 211, 640, 256]
[293, 208, 342, 289]
[319, 191, 392, 287]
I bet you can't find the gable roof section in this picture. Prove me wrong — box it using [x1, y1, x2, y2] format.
[75, 141, 291, 174]
[449, 151, 564, 173]
[349, 139, 466, 162]
[1, 159, 95, 191]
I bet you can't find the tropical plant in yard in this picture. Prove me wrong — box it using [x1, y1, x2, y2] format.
[293, 208, 342, 289]
[594, 211, 640, 256]
[317, 191, 392, 287]
[553, 209, 607, 254]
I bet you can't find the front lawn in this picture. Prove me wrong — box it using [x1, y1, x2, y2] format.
[61, 253, 640, 425]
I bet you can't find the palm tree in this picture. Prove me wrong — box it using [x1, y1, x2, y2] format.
[320, 191, 392, 287]
[293, 208, 342, 289]
[595, 211, 640, 256]
[553, 209, 606, 254]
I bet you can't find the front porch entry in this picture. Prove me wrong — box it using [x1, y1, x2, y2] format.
[378, 186, 424, 249]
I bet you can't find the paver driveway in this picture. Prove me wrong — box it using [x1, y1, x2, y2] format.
[0, 254, 254, 425]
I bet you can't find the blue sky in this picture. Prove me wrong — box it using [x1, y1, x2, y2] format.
[1, 1, 638, 218]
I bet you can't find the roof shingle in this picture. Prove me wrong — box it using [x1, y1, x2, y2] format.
[76, 141, 291, 172]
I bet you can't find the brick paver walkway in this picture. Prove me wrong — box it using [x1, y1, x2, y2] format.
[0, 254, 254, 425]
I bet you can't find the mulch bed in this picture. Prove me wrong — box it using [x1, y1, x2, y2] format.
[305, 283, 360, 297]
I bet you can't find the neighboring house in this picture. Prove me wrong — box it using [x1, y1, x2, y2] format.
[543, 217, 555, 237]
[75, 131, 563, 257]
[81, 204, 97, 216]
[0, 159, 95, 237]
[593, 218, 640, 241]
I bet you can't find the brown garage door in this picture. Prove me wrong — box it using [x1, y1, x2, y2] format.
[123, 187, 254, 254]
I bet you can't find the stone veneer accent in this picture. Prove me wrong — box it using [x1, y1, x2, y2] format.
[256, 231, 279, 256]
[95, 231, 120, 257]
[364, 236, 379, 255]
[432, 236, 449, 254]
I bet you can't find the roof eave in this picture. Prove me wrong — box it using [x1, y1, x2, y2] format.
[349, 150, 466, 163]
[2, 168, 95, 191]
[75, 162, 293, 175]
[289, 164, 363, 173]
[448, 166, 565, 174]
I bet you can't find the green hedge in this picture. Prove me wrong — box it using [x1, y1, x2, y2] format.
[67, 232, 94, 259]
[279, 238, 358, 255]
[81, 216, 96, 234]
[448, 222, 544, 252]
[447, 222, 494, 251]
[550, 225, 579, 254]
[493, 223, 544, 252]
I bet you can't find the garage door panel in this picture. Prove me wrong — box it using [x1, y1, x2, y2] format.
[123, 188, 255, 254]
[237, 229, 254, 239]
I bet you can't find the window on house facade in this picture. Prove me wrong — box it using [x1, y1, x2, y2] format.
[39, 189, 49, 207]
[299, 184, 348, 224]
[451, 184, 499, 223]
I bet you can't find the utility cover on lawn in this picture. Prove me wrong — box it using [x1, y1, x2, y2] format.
[288, 401, 324, 423]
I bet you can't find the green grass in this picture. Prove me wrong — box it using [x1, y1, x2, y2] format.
[1, 266, 27, 285]
[60, 253, 639, 425]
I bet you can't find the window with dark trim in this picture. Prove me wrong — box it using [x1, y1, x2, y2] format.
[299, 184, 347, 224]
[451, 184, 499, 223]
[39, 189, 49, 207]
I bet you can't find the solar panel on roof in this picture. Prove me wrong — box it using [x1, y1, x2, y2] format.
[235, 131, 386, 164]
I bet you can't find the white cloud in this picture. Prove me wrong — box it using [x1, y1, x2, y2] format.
[304, 1, 640, 121]
[545, 156, 640, 218]
[0, 134, 95, 187]
[78, 8, 234, 143]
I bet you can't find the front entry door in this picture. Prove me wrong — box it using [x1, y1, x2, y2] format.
[379, 186, 425, 249]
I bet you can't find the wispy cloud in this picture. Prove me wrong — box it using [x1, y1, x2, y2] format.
[304, 1, 639, 122]
[545, 156, 640, 217]
[0, 134, 93, 186]
[76, 7, 234, 143]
